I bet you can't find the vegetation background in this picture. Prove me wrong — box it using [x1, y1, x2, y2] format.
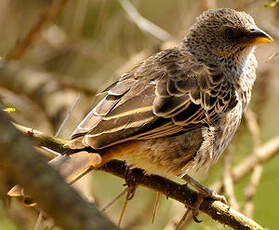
[0, 0, 279, 229]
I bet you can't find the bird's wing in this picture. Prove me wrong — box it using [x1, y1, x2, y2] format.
[70, 48, 237, 149]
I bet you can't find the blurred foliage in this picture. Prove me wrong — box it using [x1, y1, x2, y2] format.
[3, 108, 16, 113]
[265, 0, 279, 7]
[0, 0, 279, 229]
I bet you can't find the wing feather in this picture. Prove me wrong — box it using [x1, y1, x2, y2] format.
[70, 48, 238, 150]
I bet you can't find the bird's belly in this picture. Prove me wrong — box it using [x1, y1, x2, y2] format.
[185, 103, 243, 173]
[106, 104, 243, 177]
[107, 128, 203, 177]
[215, 104, 243, 159]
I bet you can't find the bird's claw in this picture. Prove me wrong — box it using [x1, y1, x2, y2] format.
[191, 194, 203, 223]
[123, 166, 137, 200]
[210, 190, 227, 204]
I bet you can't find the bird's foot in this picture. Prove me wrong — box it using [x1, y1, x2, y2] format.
[179, 175, 227, 225]
[190, 194, 203, 223]
[174, 194, 203, 230]
[123, 166, 137, 200]
[118, 166, 138, 227]
[182, 174, 227, 203]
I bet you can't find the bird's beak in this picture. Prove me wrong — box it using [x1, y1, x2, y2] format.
[246, 27, 273, 45]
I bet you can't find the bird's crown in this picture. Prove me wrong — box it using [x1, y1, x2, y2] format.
[197, 8, 256, 29]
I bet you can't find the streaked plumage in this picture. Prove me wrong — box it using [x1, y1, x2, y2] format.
[68, 8, 272, 177]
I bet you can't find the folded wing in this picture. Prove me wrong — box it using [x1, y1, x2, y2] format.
[70, 48, 237, 150]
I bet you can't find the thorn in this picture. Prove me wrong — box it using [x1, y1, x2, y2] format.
[151, 192, 161, 224]
[100, 187, 128, 213]
[174, 208, 191, 230]
[118, 187, 133, 227]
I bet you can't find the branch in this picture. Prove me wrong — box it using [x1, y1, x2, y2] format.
[16, 122, 279, 192]
[101, 161, 264, 230]
[14, 124, 271, 230]
[211, 135, 279, 193]
[0, 110, 119, 230]
[118, 0, 173, 41]
[7, 0, 68, 60]
[242, 110, 262, 217]
[0, 60, 96, 99]
[0, 60, 96, 131]
[223, 149, 239, 211]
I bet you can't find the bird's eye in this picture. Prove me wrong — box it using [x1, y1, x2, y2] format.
[225, 28, 234, 38]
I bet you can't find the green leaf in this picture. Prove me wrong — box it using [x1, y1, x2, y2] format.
[3, 108, 16, 113]
[265, 0, 279, 7]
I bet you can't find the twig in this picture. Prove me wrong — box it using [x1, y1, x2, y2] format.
[245, 109, 261, 149]
[211, 135, 279, 193]
[13, 123, 71, 156]
[243, 165, 263, 217]
[55, 94, 80, 138]
[13, 124, 272, 229]
[243, 110, 263, 217]
[223, 149, 239, 210]
[118, 0, 173, 41]
[7, 0, 68, 60]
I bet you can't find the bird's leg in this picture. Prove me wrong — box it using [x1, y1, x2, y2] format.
[118, 166, 138, 227]
[181, 174, 226, 222]
[191, 195, 203, 223]
[123, 166, 137, 199]
[182, 175, 227, 203]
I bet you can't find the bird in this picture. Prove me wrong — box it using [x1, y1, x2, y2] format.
[8, 8, 273, 214]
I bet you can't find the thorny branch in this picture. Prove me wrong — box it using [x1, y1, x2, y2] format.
[13, 123, 279, 230]
[2, 1, 277, 229]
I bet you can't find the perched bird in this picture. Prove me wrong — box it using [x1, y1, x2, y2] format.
[8, 8, 273, 211]
[68, 8, 272, 178]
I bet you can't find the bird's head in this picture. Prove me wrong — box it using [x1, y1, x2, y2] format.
[185, 8, 273, 61]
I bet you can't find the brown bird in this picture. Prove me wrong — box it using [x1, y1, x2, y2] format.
[8, 8, 273, 212]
